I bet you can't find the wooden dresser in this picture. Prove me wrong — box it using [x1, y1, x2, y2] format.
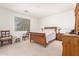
[62, 34, 79, 56]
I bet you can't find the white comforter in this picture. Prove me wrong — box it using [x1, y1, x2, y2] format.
[45, 32, 56, 43]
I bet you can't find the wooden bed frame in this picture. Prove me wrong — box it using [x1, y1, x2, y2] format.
[30, 27, 57, 47]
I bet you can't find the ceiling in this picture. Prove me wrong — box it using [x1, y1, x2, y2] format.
[0, 3, 75, 19]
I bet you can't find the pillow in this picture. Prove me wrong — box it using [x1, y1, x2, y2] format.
[44, 29, 56, 35]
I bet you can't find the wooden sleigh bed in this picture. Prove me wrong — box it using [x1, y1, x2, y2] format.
[30, 27, 57, 47]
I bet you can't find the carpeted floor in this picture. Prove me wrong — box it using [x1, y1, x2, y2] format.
[0, 39, 62, 56]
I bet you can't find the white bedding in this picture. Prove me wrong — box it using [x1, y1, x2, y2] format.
[44, 29, 56, 43]
[45, 32, 56, 43]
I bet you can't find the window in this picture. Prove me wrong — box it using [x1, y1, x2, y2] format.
[15, 16, 30, 31]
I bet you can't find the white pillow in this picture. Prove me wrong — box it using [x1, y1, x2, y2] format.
[44, 29, 55, 35]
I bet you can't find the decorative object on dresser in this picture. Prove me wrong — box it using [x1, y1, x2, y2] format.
[69, 29, 75, 34]
[62, 34, 79, 56]
[30, 27, 57, 48]
[0, 30, 13, 47]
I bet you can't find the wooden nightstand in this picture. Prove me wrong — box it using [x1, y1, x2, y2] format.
[57, 33, 63, 41]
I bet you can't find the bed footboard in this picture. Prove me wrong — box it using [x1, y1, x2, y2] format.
[30, 32, 47, 47]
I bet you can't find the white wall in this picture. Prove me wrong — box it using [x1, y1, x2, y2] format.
[0, 7, 39, 37]
[0, 7, 75, 36]
[40, 10, 75, 33]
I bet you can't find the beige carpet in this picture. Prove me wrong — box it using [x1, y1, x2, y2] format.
[0, 39, 62, 56]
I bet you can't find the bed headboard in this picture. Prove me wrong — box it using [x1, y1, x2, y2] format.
[44, 27, 57, 33]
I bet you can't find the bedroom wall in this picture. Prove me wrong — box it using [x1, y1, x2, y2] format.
[0, 7, 39, 38]
[39, 10, 75, 33]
